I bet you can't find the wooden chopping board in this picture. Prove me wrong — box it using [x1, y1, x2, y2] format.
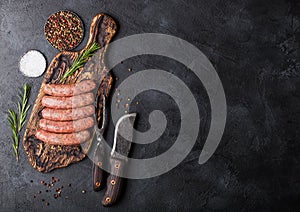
[23, 13, 117, 173]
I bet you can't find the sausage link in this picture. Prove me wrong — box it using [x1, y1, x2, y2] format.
[44, 80, 97, 97]
[42, 93, 94, 109]
[42, 105, 95, 121]
[36, 129, 91, 145]
[39, 117, 94, 133]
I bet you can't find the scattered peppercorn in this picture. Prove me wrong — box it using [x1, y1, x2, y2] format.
[33, 177, 74, 204]
[81, 190, 86, 194]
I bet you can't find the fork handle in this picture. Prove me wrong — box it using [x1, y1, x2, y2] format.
[92, 162, 105, 191]
[92, 142, 105, 191]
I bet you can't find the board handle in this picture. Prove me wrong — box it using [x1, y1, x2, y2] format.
[86, 13, 117, 49]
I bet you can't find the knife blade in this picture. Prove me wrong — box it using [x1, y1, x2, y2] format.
[101, 113, 137, 206]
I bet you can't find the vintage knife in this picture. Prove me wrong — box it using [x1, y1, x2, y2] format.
[101, 113, 137, 206]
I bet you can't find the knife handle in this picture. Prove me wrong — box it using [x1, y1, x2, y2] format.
[101, 158, 125, 206]
[92, 143, 105, 191]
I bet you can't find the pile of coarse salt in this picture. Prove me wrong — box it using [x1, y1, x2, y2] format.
[19, 50, 46, 77]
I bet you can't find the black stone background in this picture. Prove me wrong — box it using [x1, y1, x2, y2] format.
[0, 0, 299, 211]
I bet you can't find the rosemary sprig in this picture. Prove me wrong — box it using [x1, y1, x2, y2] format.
[7, 84, 31, 161]
[17, 84, 31, 131]
[60, 42, 101, 82]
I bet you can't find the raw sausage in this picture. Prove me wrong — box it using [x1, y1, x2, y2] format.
[36, 129, 91, 145]
[39, 117, 94, 133]
[42, 105, 95, 121]
[44, 80, 97, 97]
[42, 93, 94, 109]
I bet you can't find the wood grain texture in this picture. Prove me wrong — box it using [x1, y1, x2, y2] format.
[22, 13, 117, 172]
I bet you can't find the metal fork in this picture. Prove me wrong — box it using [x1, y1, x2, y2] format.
[92, 96, 108, 191]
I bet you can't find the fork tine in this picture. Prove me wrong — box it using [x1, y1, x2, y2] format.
[99, 96, 107, 132]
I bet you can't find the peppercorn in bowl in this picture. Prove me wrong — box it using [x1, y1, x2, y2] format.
[44, 10, 84, 51]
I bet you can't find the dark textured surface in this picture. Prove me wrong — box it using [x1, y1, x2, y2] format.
[0, 0, 299, 211]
